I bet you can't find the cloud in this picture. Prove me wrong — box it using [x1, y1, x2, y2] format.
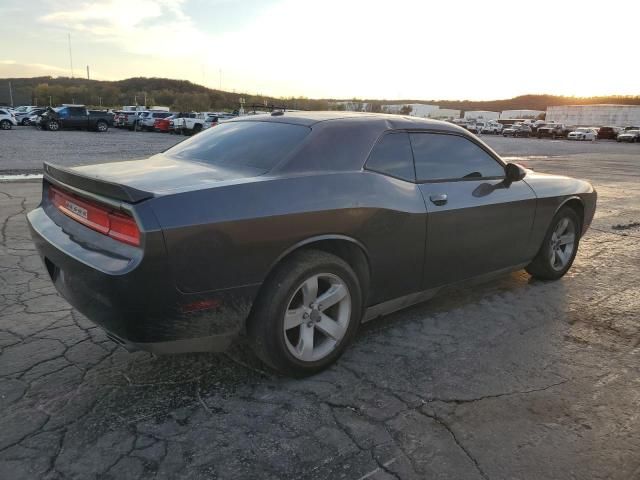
[0, 60, 71, 78]
[38, 0, 207, 57]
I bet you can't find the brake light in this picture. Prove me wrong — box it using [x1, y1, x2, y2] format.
[49, 186, 140, 246]
[107, 212, 140, 245]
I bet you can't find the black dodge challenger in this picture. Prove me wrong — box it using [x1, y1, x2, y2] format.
[28, 112, 597, 375]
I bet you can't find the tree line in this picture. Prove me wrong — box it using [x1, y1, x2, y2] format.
[1, 76, 331, 112]
[2, 76, 639, 113]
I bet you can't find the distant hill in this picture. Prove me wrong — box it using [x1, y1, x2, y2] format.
[1, 76, 639, 113]
[0, 76, 327, 112]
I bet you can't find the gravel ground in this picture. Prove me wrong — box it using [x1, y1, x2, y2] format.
[0, 126, 183, 174]
[0, 134, 639, 479]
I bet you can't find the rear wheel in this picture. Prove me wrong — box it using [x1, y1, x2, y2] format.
[526, 206, 581, 280]
[21, 118, 30, 126]
[47, 120, 59, 131]
[96, 120, 108, 132]
[248, 250, 362, 376]
[0, 120, 11, 130]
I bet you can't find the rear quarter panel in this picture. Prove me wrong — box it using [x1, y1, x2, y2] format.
[150, 171, 427, 306]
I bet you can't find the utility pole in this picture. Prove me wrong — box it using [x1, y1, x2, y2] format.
[86, 65, 90, 80]
[67, 33, 74, 78]
[49, 96, 52, 107]
[219, 69, 222, 90]
[8, 81, 13, 107]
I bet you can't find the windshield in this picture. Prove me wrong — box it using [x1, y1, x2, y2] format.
[164, 121, 310, 171]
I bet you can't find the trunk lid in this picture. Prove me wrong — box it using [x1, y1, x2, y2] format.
[44, 154, 266, 203]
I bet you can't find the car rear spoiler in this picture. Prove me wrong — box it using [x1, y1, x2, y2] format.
[43, 162, 153, 204]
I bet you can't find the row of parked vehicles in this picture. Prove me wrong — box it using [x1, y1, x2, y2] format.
[112, 108, 236, 135]
[0, 105, 238, 134]
[4, 105, 640, 143]
[462, 119, 640, 142]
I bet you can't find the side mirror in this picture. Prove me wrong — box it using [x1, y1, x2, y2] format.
[505, 162, 527, 182]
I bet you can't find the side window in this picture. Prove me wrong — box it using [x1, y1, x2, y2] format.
[365, 132, 415, 182]
[410, 133, 504, 181]
[0, 110, 6, 115]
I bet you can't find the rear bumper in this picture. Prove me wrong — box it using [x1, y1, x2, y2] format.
[27, 204, 259, 354]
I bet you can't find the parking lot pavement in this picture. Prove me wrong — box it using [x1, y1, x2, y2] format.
[1, 148, 639, 478]
[0, 126, 183, 173]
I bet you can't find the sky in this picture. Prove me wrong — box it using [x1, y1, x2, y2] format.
[1, 0, 639, 100]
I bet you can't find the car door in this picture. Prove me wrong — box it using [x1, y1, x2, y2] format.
[66, 107, 86, 128]
[410, 131, 537, 289]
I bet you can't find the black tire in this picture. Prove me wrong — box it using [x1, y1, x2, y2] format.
[47, 120, 59, 131]
[21, 118, 30, 126]
[0, 119, 11, 130]
[248, 250, 363, 377]
[193, 124, 202, 134]
[96, 120, 108, 132]
[526, 206, 581, 281]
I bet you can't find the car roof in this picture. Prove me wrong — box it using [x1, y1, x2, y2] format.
[227, 110, 462, 131]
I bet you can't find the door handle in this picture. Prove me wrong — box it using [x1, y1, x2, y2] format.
[429, 194, 448, 206]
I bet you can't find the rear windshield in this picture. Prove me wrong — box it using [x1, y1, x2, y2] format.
[164, 121, 310, 170]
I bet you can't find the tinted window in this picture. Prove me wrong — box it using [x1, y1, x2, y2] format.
[0, 110, 6, 115]
[165, 121, 310, 171]
[365, 132, 414, 181]
[410, 133, 504, 181]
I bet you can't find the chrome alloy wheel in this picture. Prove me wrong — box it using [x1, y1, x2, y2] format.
[283, 273, 351, 362]
[549, 217, 576, 271]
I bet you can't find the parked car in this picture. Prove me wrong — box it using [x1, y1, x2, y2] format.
[116, 111, 144, 130]
[113, 111, 129, 128]
[0, 108, 18, 130]
[616, 129, 640, 143]
[502, 124, 532, 137]
[12, 105, 37, 114]
[466, 122, 483, 134]
[37, 105, 113, 132]
[27, 112, 43, 126]
[537, 124, 571, 139]
[153, 115, 174, 133]
[138, 111, 173, 131]
[480, 121, 503, 135]
[202, 113, 235, 130]
[15, 108, 46, 125]
[27, 112, 597, 376]
[567, 127, 598, 141]
[597, 126, 621, 140]
[172, 113, 205, 135]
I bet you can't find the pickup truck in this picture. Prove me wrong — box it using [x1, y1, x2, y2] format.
[537, 123, 571, 139]
[38, 106, 113, 132]
[170, 112, 203, 135]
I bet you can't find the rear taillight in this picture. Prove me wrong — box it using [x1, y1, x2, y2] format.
[49, 186, 140, 246]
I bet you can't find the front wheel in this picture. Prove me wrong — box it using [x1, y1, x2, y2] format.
[47, 120, 59, 131]
[21, 118, 30, 126]
[96, 121, 108, 132]
[248, 250, 362, 376]
[0, 120, 11, 130]
[526, 206, 581, 281]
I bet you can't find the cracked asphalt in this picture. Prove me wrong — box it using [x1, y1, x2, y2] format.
[1, 134, 639, 479]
